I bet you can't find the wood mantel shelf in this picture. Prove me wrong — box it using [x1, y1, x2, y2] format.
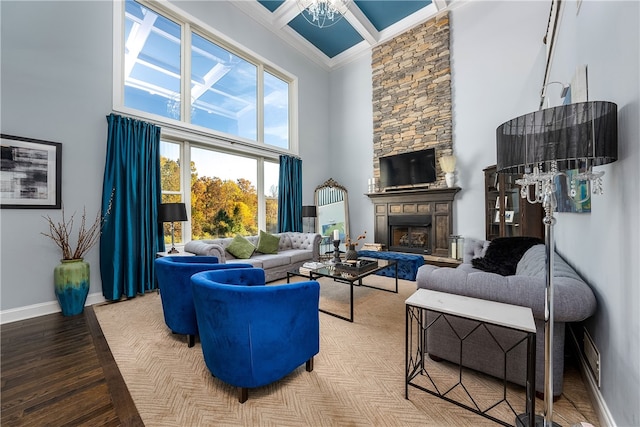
[367, 187, 461, 257]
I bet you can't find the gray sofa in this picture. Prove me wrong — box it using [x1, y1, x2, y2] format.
[184, 232, 321, 282]
[415, 237, 596, 396]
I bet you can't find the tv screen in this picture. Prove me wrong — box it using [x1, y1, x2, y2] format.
[380, 148, 436, 190]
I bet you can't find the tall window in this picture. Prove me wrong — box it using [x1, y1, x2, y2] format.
[121, 0, 293, 150]
[120, 1, 294, 242]
[159, 141, 185, 244]
[264, 161, 279, 233]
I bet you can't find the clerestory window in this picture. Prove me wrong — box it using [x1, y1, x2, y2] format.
[119, 0, 293, 150]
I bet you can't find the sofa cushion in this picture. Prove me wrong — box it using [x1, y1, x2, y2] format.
[280, 249, 314, 264]
[471, 236, 543, 276]
[256, 230, 280, 254]
[226, 235, 256, 259]
[251, 253, 291, 269]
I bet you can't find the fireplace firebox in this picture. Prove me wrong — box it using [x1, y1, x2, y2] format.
[388, 215, 432, 254]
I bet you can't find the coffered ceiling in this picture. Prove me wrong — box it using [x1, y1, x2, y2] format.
[231, 0, 457, 70]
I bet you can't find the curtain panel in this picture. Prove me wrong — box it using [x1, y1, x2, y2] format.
[100, 113, 164, 300]
[277, 155, 302, 233]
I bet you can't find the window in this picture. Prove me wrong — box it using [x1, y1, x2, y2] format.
[120, 0, 293, 150]
[160, 140, 279, 241]
[191, 33, 257, 140]
[159, 140, 185, 244]
[264, 161, 279, 234]
[120, 1, 291, 243]
[124, 2, 182, 120]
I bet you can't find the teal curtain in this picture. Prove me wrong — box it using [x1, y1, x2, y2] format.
[277, 155, 302, 232]
[100, 113, 164, 300]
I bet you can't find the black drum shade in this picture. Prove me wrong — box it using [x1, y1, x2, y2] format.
[496, 101, 618, 173]
[302, 205, 317, 218]
[158, 203, 188, 222]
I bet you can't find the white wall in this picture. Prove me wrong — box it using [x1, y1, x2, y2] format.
[0, 0, 330, 317]
[547, 2, 640, 426]
[1, 1, 113, 314]
[328, 52, 374, 240]
[449, 1, 548, 240]
[333, 1, 639, 425]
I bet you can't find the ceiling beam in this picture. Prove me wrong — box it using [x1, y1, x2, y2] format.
[344, 3, 379, 46]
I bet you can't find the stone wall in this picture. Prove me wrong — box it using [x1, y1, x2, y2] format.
[371, 11, 452, 188]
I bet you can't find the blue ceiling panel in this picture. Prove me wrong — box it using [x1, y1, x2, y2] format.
[354, 0, 432, 31]
[288, 15, 364, 58]
[257, 0, 285, 13]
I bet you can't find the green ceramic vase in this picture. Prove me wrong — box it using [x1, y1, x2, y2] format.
[54, 259, 90, 316]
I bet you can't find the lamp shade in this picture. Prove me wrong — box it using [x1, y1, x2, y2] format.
[496, 101, 617, 173]
[158, 203, 188, 222]
[302, 205, 317, 218]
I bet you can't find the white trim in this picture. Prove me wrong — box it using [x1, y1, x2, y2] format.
[568, 327, 616, 427]
[0, 293, 106, 325]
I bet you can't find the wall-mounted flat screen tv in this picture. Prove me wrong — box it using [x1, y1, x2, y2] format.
[380, 148, 436, 190]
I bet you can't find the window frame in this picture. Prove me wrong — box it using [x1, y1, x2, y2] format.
[112, 0, 299, 155]
[113, 0, 294, 244]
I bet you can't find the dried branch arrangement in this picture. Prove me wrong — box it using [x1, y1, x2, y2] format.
[346, 231, 367, 247]
[438, 155, 457, 173]
[42, 207, 103, 260]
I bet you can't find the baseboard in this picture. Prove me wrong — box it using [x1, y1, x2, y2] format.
[0, 292, 106, 325]
[568, 326, 617, 427]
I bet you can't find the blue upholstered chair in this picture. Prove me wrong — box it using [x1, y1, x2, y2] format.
[154, 256, 252, 347]
[191, 268, 320, 403]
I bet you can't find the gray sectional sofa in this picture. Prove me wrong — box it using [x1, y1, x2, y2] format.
[415, 237, 597, 396]
[184, 232, 321, 282]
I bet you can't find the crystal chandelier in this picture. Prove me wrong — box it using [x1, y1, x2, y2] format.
[297, 0, 351, 29]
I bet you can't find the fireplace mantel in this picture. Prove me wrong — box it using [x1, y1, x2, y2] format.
[367, 187, 461, 257]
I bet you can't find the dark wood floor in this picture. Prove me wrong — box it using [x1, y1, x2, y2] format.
[1, 307, 143, 427]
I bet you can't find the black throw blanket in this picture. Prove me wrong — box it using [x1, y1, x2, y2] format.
[472, 236, 543, 276]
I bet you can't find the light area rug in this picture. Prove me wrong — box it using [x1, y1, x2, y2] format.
[94, 275, 598, 427]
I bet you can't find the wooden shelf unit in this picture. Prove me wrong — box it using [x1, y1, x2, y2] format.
[483, 165, 543, 241]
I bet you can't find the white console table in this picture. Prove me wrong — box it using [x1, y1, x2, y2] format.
[405, 289, 536, 427]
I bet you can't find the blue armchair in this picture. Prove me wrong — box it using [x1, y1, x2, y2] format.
[154, 256, 252, 347]
[191, 268, 320, 403]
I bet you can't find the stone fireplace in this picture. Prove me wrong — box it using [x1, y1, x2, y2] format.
[367, 187, 459, 257]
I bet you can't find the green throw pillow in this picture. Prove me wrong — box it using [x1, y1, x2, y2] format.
[256, 230, 280, 254]
[226, 235, 256, 259]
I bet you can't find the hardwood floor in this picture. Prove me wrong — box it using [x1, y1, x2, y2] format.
[1, 308, 143, 427]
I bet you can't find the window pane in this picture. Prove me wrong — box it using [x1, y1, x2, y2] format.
[190, 147, 257, 239]
[124, 0, 182, 120]
[160, 141, 181, 193]
[160, 140, 184, 245]
[264, 161, 279, 234]
[191, 33, 257, 140]
[264, 71, 289, 149]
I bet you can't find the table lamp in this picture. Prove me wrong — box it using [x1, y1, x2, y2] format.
[158, 202, 188, 254]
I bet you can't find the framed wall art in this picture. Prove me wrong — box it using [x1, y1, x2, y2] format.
[1, 134, 62, 209]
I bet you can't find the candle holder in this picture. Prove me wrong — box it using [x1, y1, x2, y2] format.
[332, 239, 341, 264]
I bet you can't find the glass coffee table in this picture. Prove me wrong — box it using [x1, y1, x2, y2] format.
[287, 258, 398, 322]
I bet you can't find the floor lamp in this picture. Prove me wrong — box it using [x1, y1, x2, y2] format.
[158, 202, 188, 254]
[496, 101, 618, 427]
